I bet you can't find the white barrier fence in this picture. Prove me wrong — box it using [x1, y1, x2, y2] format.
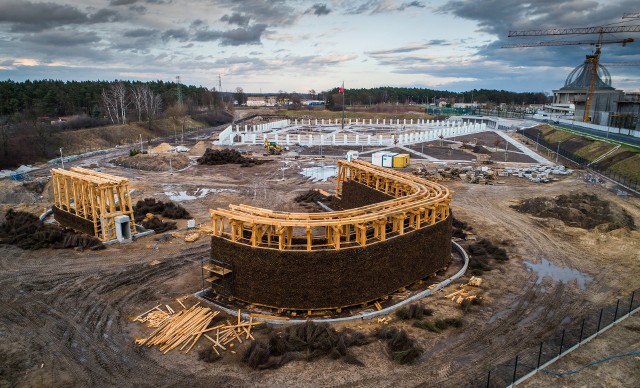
[236, 122, 486, 147]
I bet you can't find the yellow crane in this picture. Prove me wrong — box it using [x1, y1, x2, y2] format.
[505, 23, 640, 122]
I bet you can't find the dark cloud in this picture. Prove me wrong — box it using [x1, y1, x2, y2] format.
[109, 0, 139, 5]
[217, 0, 297, 26]
[22, 30, 101, 47]
[0, 1, 88, 32]
[161, 28, 190, 42]
[190, 19, 206, 28]
[345, 0, 425, 15]
[110, 0, 172, 5]
[129, 5, 147, 14]
[305, 3, 331, 16]
[123, 28, 157, 38]
[399, 1, 425, 11]
[220, 13, 251, 27]
[0, 1, 122, 32]
[87, 9, 122, 23]
[194, 24, 267, 46]
[440, 0, 640, 68]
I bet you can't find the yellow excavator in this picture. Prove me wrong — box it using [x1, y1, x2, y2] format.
[263, 138, 283, 155]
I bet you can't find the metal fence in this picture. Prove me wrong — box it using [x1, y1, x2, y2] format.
[485, 290, 639, 387]
[519, 128, 639, 192]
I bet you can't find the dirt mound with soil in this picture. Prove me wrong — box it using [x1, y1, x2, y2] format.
[141, 215, 176, 233]
[110, 153, 191, 171]
[0, 209, 104, 250]
[197, 148, 267, 167]
[189, 141, 215, 156]
[511, 193, 635, 231]
[133, 198, 191, 223]
[149, 142, 173, 153]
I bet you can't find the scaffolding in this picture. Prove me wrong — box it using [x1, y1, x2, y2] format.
[51, 167, 136, 241]
[209, 160, 451, 251]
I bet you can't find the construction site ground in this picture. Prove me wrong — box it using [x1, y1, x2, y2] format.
[1, 124, 639, 387]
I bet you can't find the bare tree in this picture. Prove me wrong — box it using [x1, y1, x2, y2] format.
[102, 82, 130, 124]
[130, 84, 144, 122]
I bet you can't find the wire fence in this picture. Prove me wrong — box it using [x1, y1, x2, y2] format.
[485, 289, 639, 387]
[519, 128, 639, 192]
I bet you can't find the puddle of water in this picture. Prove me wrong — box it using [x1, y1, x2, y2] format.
[300, 165, 337, 182]
[523, 258, 592, 291]
[163, 188, 236, 202]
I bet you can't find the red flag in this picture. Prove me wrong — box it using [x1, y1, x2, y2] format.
[339, 82, 344, 94]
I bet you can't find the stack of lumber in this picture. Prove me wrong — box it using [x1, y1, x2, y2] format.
[134, 304, 172, 327]
[201, 310, 264, 355]
[135, 304, 219, 354]
[445, 289, 477, 304]
[467, 276, 482, 287]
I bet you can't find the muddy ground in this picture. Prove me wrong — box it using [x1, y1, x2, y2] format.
[1, 127, 639, 387]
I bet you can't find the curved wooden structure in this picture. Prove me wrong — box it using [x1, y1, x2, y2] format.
[51, 167, 136, 241]
[209, 160, 451, 251]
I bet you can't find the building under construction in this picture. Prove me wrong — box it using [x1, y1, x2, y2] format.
[205, 160, 453, 311]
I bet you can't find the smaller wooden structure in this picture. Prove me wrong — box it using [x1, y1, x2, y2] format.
[51, 167, 136, 241]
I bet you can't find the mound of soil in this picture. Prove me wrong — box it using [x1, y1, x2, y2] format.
[110, 153, 191, 171]
[133, 198, 190, 223]
[511, 193, 635, 231]
[0, 209, 104, 251]
[197, 148, 267, 167]
[149, 142, 173, 153]
[294, 190, 331, 204]
[141, 215, 176, 234]
[242, 321, 370, 369]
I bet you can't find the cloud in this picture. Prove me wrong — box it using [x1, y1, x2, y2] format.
[0, 1, 123, 32]
[305, 3, 331, 16]
[345, 0, 425, 15]
[439, 0, 640, 68]
[161, 28, 190, 42]
[123, 28, 158, 38]
[21, 30, 102, 47]
[217, 0, 298, 26]
[194, 24, 268, 46]
[0, 1, 88, 32]
[109, 0, 139, 5]
[87, 9, 122, 23]
[220, 13, 251, 27]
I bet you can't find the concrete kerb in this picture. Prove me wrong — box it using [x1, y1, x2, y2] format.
[194, 240, 469, 325]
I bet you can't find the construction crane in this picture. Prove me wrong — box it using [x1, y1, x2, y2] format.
[506, 24, 640, 122]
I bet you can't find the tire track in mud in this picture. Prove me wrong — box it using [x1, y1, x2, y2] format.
[0, 243, 243, 387]
[385, 185, 591, 386]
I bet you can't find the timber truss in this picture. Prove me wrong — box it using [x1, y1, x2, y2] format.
[209, 160, 451, 251]
[51, 167, 136, 241]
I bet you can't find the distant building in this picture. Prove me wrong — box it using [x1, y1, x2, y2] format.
[549, 57, 638, 130]
[246, 96, 277, 107]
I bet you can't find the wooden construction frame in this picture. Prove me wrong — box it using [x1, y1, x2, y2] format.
[209, 160, 451, 251]
[51, 167, 136, 241]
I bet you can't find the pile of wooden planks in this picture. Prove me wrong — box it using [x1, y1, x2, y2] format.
[445, 289, 477, 304]
[200, 310, 264, 355]
[135, 304, 220, 354]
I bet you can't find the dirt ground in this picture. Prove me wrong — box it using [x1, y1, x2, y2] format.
[1, 125, 639, 387]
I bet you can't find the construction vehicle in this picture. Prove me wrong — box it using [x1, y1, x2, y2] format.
[263, 138, 283, 155]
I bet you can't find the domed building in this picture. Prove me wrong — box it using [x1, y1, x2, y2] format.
[551, 56, 624, 124]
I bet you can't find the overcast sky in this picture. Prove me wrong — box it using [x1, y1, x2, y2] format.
[0, 0, 639, 94]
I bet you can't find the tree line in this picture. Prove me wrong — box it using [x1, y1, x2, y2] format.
[323, 86, 550, 109]
[0, 79, 226, 121]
